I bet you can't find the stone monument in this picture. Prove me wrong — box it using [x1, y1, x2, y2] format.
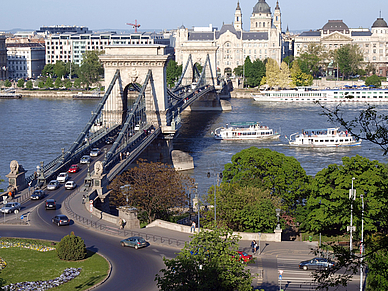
[6, 160, 27, 192]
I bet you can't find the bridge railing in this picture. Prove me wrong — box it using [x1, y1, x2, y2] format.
[63, 190, 188, 248]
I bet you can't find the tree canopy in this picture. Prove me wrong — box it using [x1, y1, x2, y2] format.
[79, 50, 104, 89]
[108, 159, 194, 223]
[155, 227, 253, 291]
[334, 44, 364, 79]
[166, 60, 182, 88]
[290, 60, 313, 87]
[365, 74, 381, 88]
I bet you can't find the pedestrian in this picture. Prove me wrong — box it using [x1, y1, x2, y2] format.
[120, 152, 122, 161]
[8, 191, 12, 200]
[119, 218, 124, 229]
[251, 240, 257, 254]
[126, 151, 129, 159]
[190, 221, 196, 232]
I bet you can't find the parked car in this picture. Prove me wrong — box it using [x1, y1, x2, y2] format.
[299, 257, 335, 270]
[65, 181, 77, 190]
[90, 148, 101, 157]
[237, 251, 253, 263]
[80, 155, 91, 164]
[47, 180, 59, 190]
[68, 164, 80, 173]
[120, 236, 147, 249]
[30, 189, 45, 200]
[1, 202, 21, 214]
[52, 214, 70, 226]
[56, 172, 69, 183]
[105, 136, 114, 144]
[45, 199, 56, 210]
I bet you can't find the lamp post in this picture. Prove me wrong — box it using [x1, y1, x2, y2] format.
[360, 193, 364, 291]
[195, 183, 200, 232]
[349, 177, 356, 252]
[120, 184, 131, 206]
[276, 208, 281, 230]
[207, 172, 223, 225]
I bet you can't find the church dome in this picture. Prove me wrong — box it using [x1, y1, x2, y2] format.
[372, 17, 388, 28]
[253, 0, 271, 14]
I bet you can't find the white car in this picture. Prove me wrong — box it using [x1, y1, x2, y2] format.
[47, 180, 60, 190]
[65, 181, 77, 190]
[1, 202, 21, 214]
[80, 155, 91, 164]
[56, 172, 69, 183]
[90, 148, 101, 157]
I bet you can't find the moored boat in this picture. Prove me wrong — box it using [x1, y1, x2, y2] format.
[286, 127, 361, 147]
[252, 88, 388, 102]
[214, 122, 280, 140]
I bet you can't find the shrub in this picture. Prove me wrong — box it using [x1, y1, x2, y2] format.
[56, 232, 87, 261]
[26, 80, 33, 89]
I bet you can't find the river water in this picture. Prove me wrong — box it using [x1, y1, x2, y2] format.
[1, 97, 387, 196]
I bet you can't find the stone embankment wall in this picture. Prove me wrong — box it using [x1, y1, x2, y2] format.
[17, 90, 80, 99]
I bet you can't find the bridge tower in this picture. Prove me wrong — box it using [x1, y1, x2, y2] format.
[99, 45, 171, 130]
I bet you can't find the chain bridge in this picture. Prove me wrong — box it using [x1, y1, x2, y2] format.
[6, 45, 232, 211]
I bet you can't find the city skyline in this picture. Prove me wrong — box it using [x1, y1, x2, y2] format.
[1, 0, 387, 33]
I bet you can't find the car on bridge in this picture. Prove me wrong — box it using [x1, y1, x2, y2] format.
[90, 148, 101, 157]
[52, 214, 70, 226]
[30, 189, 45, 200]
[105, 136, 115, 144]
[299, 257, 335, 270]
[56, 172, 69, 183]
[65, 181, 77, 190]
[68, 164, 80, 173]
[45, 199, 56, 210]
[80, 155, 91, 164]
[47, 180, 60, 190]
[120, 236, 147, 249]
[1, 202, 21, 214]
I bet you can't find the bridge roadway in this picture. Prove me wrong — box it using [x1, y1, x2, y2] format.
[0, 151, 360, 290]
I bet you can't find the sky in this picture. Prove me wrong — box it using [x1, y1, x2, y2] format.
[1, 0, 387, 33]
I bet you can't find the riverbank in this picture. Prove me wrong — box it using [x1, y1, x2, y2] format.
[16, 89, 80, 99]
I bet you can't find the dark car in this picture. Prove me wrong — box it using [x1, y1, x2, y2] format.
[30, 190, 45, 200]
[299, 257, 335, 270]
[120, 236, 147, 249]
[52, 214, 70, 226]
[105, 136, 115, 144]
[45, 199, 56, 210]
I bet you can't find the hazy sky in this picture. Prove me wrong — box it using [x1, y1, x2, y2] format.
[1, 0, 387, 32]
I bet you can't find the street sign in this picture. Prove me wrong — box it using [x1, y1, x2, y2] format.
[279, 275, 282, 280]
[279, 270, 284, 275]
[89, 200, 93, 213]
[20, 215, 24, 220]
[347, 226, 356, 232]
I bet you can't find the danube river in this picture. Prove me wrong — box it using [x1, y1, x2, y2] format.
[1, 97, 387, 196]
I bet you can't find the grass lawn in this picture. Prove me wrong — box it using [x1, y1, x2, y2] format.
[0, 238, 110, 290]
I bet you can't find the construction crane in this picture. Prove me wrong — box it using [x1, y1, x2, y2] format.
[126, 20, 141, 33]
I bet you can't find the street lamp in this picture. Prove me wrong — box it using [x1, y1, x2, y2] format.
[349, 177, 356, 252]
[276, 208, 281, 230]
[207, 172, 223, 225]
[195, 183, 200, 232]
[120, 184, 131, 205]
[360, 192, 365, 291]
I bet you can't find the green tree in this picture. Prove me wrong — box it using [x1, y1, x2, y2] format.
[73, 78, 81, 88]
[45, 77, 54, 88]
[223, 147, 310, 212]
[53, 61, 66, 78]
[300, 155, 388, 235]
[41, 64, 54, 77]
[205, 183, 280, 232]
[297, 44, 326, 77]
[334, 44, 364, 79]
[283, 55, 294, 68]
[4, 80, 11, 87]
[25, 80, 33, 89]
[37, 80, 45, 89]
[245, 59, 266, 88]
[265, 58, 280, 88]
[17, 79, 25, 88]
[79, 50, 104, 89]
[54, 78, 62, 88]
[365, 74, 381, 88]
[233, 65, 243, 77]
[56, 232, 87, 261]
[155, 227, 253, 291]
[166, 60, 182, 88]
[64, 79, 72, 89]
[108, 159, 194, 224]
[290, 60, 313, 86]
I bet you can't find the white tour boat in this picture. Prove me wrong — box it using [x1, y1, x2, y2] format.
[286, 128, 362, 147]
[252, 88, 388, 102]
[214, 122, 280, 140]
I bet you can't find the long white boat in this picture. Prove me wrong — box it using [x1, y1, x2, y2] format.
[252, 88, 388, 102]
[286, 128, 361, 147]
[214, 122, 280, 140]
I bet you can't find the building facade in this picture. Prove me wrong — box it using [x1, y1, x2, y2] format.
[174, 0, 283, 76]
[294, 17, 388, 76]
[7, 43, 46, 79]
[0, 35, 7, 80]
[44, 31, 172, 65]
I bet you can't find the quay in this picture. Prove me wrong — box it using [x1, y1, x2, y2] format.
[0, 93, 21, 99]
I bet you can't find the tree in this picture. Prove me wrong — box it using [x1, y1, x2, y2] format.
[365, 74, 381, 88]
[37, 80, 45, 89]
[54, 78, 62, 88]
[223, 147, 310, 212]
[56, 232, 87, 261]
[246, 59, 266, 88]
[4, 80, 11, 87]
[205, 183, 280, 232]
[290, 60, 313, 87]
[64, 79, 72, 89]
[108, 159, 195, 224]
[17, 79, 24, 88]
[300, 155, 388, 235]
[45, 77, 54, 88]
[73, 78, 81, 88]
[282, 55, 294, 68]
[53, 61, 66, 79]
[166, 60, 182, 88]
[278, 61, 291, 88]
[297, 44, 326, 77]
[25, 80, 33, 89]
[41, 64, 54, 77]
[334, 44, 363, 79]
[79, 50, 104, 89]
[264, 58, 280, 88]
[233, 65, 243, 77]
[155, 227, 253, 291]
